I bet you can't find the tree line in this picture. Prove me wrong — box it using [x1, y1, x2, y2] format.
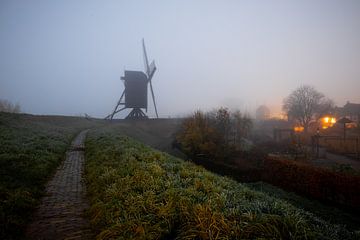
[176, 108, 252, 161]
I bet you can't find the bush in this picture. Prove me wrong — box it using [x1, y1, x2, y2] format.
[262, 156, 360, 210]
[176, 108, 253, 162]
[176, 110, 222, 159]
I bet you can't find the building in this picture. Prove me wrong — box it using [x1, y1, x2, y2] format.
[255, 105, 270, 121]
[335, 101, 360, 124]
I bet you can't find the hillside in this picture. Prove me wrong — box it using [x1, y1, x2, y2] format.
[84, 126, 356, 239]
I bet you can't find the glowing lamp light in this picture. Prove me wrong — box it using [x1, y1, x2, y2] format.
[294, 126, 304, 132]
[321, 116, 336, 129]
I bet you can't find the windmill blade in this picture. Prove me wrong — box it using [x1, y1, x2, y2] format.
[149, 60, 156, 76]
[143, 39, 158, 118]
[149, 80, 159, 118]
[142, 38, 150, 76]
[147, 65, 158, 118]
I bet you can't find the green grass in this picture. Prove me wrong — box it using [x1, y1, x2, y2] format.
[245, 182, 360, 231]
[0, 112, 101, 239]
[85, 127, 357, 239]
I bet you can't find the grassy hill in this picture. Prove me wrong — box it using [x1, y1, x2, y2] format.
[0, 112, 101, 239]
[84, 126, 357, 239]
[0, 114, 181, 239]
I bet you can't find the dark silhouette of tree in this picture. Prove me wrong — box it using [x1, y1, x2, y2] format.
[283, 85, 333, 132]
[232, 110, 253, 144]
[214, 107, 231, 142]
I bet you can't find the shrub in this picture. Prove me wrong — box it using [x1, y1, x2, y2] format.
[262, 156, 360, 210]
[176, 110, 222, 159]
[176, 108, 253, 162]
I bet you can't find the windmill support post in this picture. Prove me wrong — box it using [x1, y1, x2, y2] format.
[110, 90, 125, 120]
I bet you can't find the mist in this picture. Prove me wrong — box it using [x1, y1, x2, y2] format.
[1, 0, 360, 118]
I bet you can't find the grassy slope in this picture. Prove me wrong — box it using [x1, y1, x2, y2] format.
[85, 127, 356, 239]
[0, 112, 101, 239]
[100, 120, 360, 231]
[246, 182, 360, 231]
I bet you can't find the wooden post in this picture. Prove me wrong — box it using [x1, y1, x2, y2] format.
[273, 128, 277, 142]
[311, 136, 314, 157]
[316, 135, 320, 158]
[357, 137, 359, 160]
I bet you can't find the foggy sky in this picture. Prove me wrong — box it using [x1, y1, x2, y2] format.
[1, 0, 360, 118]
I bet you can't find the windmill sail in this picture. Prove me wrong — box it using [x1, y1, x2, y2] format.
[149, 60, 156, 77]
[142, 38, 150, 76]
[142, 39, 159, 118]
[149, 80, 158, 118]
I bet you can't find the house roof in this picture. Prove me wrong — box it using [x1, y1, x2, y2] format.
[337, 117, 353, 124]
[343, 102, 360, 113]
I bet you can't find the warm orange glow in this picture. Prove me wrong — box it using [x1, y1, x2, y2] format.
[294, 126, 304, 132]
[321, 116, 336, 129]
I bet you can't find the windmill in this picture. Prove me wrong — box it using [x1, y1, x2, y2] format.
[106, 39, 159, 120]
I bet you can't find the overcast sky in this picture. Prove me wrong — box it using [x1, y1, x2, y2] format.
[1, 0, 360, 118]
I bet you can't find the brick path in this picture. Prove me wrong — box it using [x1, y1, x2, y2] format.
[26, 130, 93, 240]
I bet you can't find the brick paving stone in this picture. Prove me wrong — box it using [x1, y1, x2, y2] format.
[26, 130, 93, 240]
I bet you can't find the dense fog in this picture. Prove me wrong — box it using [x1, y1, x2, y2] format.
[1, 0, 360, 118]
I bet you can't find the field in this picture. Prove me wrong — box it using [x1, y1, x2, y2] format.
[0, 112, 101, 239]
[84, 126, 356, 239]
[1, 113, 359, 239]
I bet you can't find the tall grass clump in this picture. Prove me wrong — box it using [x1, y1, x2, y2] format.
[0, 112, 99, 239]
[85, 127, 356, 239]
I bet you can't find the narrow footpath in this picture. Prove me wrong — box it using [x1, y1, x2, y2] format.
[26, 130, 93, 240]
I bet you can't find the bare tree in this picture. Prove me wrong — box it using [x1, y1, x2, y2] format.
[283, 85, 332, 132]
[315, 97, 335, 120]
[232, 110, 253, 142]
[0, 99, 21, 113]
[215, 107, 231, 141]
